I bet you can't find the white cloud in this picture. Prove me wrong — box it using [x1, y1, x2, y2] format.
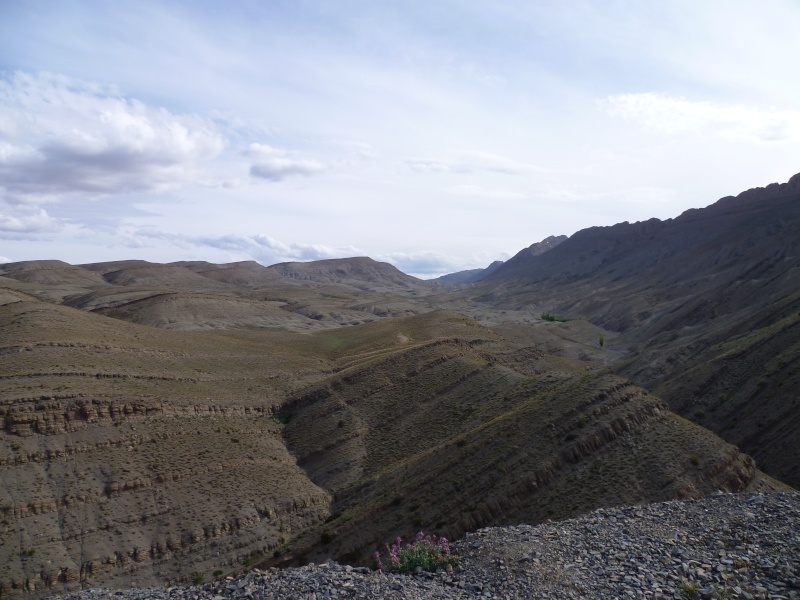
[337, 141, 377, 158]
[0, 71, 226, 200]
[602, 93, 800, 143]
[246, 143, 327, 182]
[0, 208, 62, 238]
[406, 150, 542, 175]
[0, 256, 11, 263]
[446, 184, 525, 201]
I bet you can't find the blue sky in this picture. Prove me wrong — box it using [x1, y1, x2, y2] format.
[1, 1, 799, 276]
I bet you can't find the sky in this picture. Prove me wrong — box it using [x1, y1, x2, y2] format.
[1, 1, 799, 277]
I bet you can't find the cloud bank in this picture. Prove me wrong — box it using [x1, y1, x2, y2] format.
[0, 208, 62, 239]
[246, 144, 327, 182]
[406, 151, 541, 175]
[0, 71, 225, 201]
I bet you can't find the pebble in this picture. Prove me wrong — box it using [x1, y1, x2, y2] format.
[46, 491, 800, 599]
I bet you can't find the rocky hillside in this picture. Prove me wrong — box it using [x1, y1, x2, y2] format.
[45, 491, 800, 599]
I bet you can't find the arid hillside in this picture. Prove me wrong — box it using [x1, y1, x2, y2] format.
[0, 175, 797, 597]
[0, 261, 785, 597]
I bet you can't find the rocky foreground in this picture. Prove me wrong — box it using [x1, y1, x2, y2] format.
[48, 491, 799, 600]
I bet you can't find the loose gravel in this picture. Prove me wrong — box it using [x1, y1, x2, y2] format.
[48, 491, 799, 599]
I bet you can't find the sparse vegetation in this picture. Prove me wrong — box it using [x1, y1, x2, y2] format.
[598, 334, 605, 347]
[677, 580, 699, 598]
[712, 583, 728, 599]
[690, 454, 701, 466]
[243, 551, 264, 567]
[541, 312, 569, 322]
[373, 531, 457, 573]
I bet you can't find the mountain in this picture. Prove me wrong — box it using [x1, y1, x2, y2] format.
[435, 236, 566, 285]
[1, 174, 797, 597]
[477, 172, 800, 486]
[263, 256, 431, 292]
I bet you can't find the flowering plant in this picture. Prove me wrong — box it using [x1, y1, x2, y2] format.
[373, 531, 458, 573]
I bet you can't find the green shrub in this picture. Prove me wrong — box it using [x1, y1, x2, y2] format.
[374, 532, 458, 573]
[678, 580, 699, 598]
[541, 312, 569, 322]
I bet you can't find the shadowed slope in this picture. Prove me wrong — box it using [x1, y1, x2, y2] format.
[475, 173, 800, 486]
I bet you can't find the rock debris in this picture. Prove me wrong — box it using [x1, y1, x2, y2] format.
[47, 491, 799, 600]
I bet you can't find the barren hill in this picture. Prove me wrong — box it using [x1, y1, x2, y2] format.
[173, 261, 283, 288]
[264, 257, 430, 292]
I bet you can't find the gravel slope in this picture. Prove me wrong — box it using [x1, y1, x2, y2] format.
[45, 491, 799, 600]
